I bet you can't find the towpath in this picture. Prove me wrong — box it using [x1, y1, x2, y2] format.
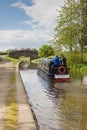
[0, 56, 37, 130]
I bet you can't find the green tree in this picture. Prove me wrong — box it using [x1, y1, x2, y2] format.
[79, 0, 87, 62]
[38, 44, 54, 57]
[53, 0, 87, 62]
[54, 0, 80, 51]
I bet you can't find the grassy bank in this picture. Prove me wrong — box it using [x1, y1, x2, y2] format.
[5, 56, 19, 65]
[5, 71, 18, 130]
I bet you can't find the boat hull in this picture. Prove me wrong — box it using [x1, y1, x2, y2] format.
[37, 67, 70, 82]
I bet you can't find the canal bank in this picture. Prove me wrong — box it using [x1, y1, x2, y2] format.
[16, 62, 39, 130]
[0, 57, 38, 130]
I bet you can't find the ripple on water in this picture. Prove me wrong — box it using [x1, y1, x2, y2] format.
[20, 69, 87, 130]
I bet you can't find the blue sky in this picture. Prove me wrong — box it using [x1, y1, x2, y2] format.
[0, 0, 64, 51]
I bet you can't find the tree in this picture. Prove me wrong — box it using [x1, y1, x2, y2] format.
[54, 0, 80, 51]
[79, 0, 87, 62]
[53, 0, 87, 62]
[38, 44, 54, 57]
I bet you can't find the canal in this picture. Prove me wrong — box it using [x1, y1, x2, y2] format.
[20, 63, 87, 130]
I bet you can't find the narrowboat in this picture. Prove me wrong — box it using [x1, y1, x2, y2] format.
[37, 58, 70, 82]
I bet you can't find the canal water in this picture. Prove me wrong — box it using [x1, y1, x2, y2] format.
[20, 63, 87, 130]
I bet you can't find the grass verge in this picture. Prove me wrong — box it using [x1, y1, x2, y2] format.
[5, 70, 18, 130]
[5, 55, 19, 65]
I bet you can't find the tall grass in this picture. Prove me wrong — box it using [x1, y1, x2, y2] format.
[70, 63, 87, 79]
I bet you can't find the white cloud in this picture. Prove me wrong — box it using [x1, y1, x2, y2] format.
[12, 0, 64, 29]
[0, 29, 51, 51]
[0, 0, 64, 51]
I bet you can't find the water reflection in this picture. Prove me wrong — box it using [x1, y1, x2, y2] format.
[20, 64, 87, 130]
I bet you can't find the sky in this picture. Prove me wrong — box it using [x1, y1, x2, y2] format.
[0, 0, 64, 51]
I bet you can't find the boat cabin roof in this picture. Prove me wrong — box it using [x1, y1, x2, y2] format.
[39, 58, 53, 64]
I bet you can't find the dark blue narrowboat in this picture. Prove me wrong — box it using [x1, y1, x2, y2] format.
[37, 58, 70, 82]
